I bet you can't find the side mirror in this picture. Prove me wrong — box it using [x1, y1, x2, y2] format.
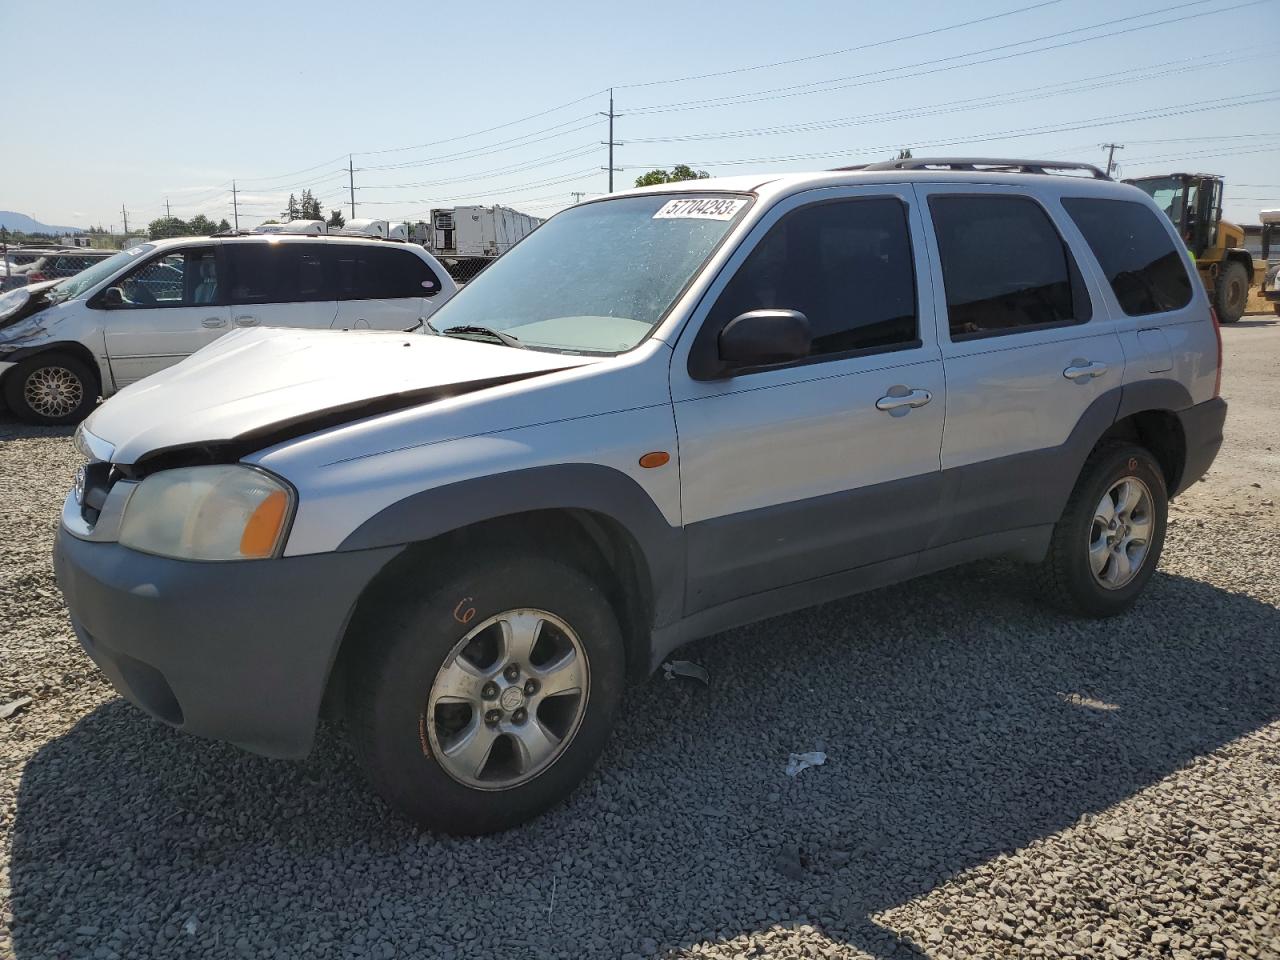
[100, 286, 124, 309]
[718, 309, 811, 367]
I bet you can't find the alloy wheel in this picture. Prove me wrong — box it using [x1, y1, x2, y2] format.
[23, 366, 83, 419]
[1089, 476, 1155, 589]
[423, 608, 590, 790]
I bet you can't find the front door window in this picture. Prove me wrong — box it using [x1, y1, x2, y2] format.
[116, 249, 218, 308]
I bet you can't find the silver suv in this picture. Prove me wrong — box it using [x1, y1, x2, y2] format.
[53, 158, 1227, 834]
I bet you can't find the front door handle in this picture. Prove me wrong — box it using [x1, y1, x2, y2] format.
[202, 316, 227, 328]
[1063, 360, 1108, 381]
[234, 315, 259, 327]
[875, 388, 932, 413]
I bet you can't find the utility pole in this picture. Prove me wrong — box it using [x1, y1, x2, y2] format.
[121, 204, 129, 238]
[232, 180, 240, 231]
[349, 154, 356, 218]
[1102, 142, 1124, 177]
[600, 88, 622, 193]
[165, 197, 171, 219]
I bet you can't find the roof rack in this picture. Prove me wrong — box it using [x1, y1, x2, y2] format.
[838, 157, 1111, 180]
[208, 230, 409, 243]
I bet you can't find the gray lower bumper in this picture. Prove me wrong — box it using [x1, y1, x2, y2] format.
[53, 528, 401, 758]
[1173, 396, 1227, 497]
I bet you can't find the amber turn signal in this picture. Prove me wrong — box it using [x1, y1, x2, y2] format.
[638, 451, 670, 469]
[239, 489, 289, 558]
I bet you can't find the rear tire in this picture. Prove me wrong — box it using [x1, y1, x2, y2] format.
[2, 351, 98, 425]
[1213, 260, 1248, 323]
[345, 553, 626, 834]
[1035, 442, 1168, 618]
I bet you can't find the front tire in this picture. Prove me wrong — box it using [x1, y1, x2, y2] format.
[1035, 442, 1168, 618]
[345, 553, 626, 834]
[3, 351, 98, 425]
[1214, 260, 1249, 323]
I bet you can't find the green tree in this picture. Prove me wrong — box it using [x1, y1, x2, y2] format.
[147, 216, 189, 239]
[633, 165, 710, 188]
[281, 193, 299, 222]
[187, 214, 218, 236]
[895, 148, 913, 160]
[299, 190, 323, 221]
[217, 218, 232, 233]
[326, 208, 346, 229]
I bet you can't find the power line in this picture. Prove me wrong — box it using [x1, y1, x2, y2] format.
[623, 90, 1280, 169]
[355, 90, 607, 157]
[614, 0, 1065, 89]
[357, 143, 600, 190]
[624, 49, 1264, 146]
[360, 117, 600, 172]
[626, 0, 1265, 115]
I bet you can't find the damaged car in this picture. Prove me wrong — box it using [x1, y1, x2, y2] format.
[0, 234, 456, 424]
[54, 161, 1226, 834]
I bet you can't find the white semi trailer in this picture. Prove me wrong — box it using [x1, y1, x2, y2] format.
[410, 205, 543, 281]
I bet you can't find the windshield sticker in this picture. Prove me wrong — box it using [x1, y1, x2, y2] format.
[653, 198, 747, 221]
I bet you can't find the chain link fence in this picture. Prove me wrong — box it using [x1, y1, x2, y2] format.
[437, 257, 495, 285]
[1, 248, 117, 292]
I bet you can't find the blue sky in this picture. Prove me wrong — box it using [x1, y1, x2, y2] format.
[2, 0, 1276, 231]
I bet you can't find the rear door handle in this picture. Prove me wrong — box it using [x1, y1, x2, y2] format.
[1063, 360, 1108, 381]
[876, 388, 932, 412]
[234, 315, 259, 327]
[201, 316, 227, 328]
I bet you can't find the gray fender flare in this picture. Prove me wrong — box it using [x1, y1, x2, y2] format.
[337, 463, 685, 627]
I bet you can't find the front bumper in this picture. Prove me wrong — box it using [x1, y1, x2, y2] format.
[53, 527, 401, 757]
[1173, 396, 1227, 496]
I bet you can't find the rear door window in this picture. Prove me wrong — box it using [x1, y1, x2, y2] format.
[929, 194, 1090, 339]
[225, 243, 328, 304]
[1061, 197, 1193, 315]
[330, 246, 440, 300]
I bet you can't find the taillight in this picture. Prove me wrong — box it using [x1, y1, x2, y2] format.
[26, 271, 45, 283]
[1209, 306, 1223, 398]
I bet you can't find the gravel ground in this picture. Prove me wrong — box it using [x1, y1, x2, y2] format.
[3, 318, 1280, 960]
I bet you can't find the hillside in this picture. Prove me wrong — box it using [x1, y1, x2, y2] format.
[0, 211, 83, 235]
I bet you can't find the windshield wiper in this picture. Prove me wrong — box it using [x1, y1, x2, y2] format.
[439, 324, 526, 349]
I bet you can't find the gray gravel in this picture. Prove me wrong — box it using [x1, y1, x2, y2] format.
[4, 320, 1280, 960]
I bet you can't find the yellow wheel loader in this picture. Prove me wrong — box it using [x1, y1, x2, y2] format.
[1124, 173, 1255, 323]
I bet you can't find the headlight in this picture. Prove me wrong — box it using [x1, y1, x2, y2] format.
[119, 465, 294, 561]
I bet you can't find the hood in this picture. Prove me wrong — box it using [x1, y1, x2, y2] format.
[86, 327, 597, 467]
[0, 280, 62, 332]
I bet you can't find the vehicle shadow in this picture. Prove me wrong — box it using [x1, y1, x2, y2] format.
[9, 563, 1279, 959]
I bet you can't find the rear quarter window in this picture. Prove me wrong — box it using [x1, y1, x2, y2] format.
[331, 247, 439, 300]
[1061, 197, 1193, 316]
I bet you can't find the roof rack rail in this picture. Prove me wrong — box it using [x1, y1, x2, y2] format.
[207, 229, 410, 243]
[838, 157, 1111, 180]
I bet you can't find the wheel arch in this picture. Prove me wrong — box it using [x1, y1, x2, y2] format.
[2, 341, 104, 394]
[1224, 248, 1255, 283]
[1103, 379, 1195, 496]
[323, 465, 686, 716]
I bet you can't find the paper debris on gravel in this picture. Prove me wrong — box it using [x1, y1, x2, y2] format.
[661, 659, 709, 685]
[785, 751, 827, 777]
[0, 696, 32, 719]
